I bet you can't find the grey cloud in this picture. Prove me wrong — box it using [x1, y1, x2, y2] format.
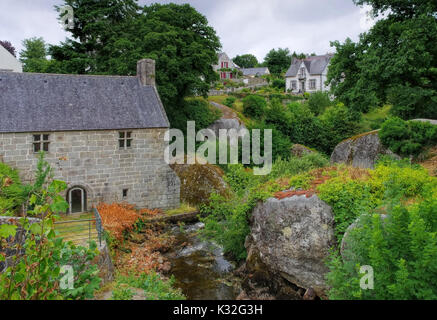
[0, 0, 370, 62]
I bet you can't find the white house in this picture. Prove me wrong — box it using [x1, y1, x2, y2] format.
[285, 54, 333, 93]
[0, 44, 22, 73]
[212, 52, 240, 80]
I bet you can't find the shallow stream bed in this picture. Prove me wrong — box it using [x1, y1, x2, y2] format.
[165, 223, 242, 300]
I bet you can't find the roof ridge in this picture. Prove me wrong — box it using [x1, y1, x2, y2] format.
[0, 71, 138, 79]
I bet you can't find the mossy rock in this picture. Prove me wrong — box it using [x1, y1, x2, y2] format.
[170, 162, 230, 206]
[291, 144, 315, 158]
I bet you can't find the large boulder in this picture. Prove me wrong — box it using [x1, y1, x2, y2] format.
[246, 194, 335, 298]
[169, 162, 229, 206]
[207, 101, 246, 137]
[330, 130, 399, 169]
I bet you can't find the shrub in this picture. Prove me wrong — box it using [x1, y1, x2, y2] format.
[242, 95, 267, 119]
[319, 103, 359, 153]
[326, 196, 437, 300]
[307, 91, 332, 116]
[0, 163, 27, 215]
[265, 99, 292, 134]
[223, 96, 237, 108]
[271, 79, 286, 90]
[169, 98, 222, 133]
[379, 117, 437, 157]
[0, 159, 101, 300]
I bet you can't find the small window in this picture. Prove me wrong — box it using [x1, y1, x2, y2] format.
[291, 80, 297, 90]
[310, 79, 317, 90]
[33, 134, 50, 153]
[122, 189, 128, 199]
[119, 131, 133, 150]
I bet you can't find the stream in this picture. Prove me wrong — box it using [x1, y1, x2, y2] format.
[165, 222, 242, 300]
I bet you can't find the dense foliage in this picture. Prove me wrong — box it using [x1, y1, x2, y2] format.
[324, 159, 437, 299]
[232, 54, 259, 69]
[379, 118, 437, 157]
[242, 95, 267, 119]
[0, 155, 101, 300]
[328, 0, 437, 119]
[170, 98, 222, 134]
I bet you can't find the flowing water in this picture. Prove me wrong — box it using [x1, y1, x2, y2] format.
[165, 222, 242, 300]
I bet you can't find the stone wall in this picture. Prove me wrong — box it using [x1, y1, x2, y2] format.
[0, 128, 180, 210]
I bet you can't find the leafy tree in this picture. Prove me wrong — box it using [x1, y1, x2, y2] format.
[233, 54, 258, 68]
[263, 48, 292, 75]
[307, 91, 333, 115]
[242, 95, 267, 119]
[50, 1, 221, 123]
[19, 37, 50, 73]
[328, 0, 437, 119]
[0, 40, 16, 57]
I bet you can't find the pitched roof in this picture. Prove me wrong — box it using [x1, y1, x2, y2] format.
[0, 45, 22, 73]
[285, 54, 333, 77]
[0, 72, 170, 133]
[217, 52, 240, 69]
[241, 67, 270, 76]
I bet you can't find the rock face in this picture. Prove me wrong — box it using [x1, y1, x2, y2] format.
[291, 144, 315, 158]
[246, 195, 335, 298]
[207, 102, 246, 137]
[330, 130, 399, 169]
[170, 163, 229, 206]
[207, 118, 246, 137]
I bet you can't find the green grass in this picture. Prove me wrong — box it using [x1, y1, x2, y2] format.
[164, 202, 197, 216]
[360, 105, 392, 132]
[55, 212, 99, 246]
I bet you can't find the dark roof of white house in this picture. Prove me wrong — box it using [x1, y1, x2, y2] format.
[0, 72, 170, 133]
[285, 54, 334, 77]
[241, 67, 270, 76]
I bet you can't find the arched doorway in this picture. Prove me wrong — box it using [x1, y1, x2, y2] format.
[67, 187, 87, 214]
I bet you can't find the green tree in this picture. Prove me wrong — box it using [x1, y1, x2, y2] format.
[233, 54, 259, 68]
[19, 37, 50, 73]
[328, 0, 437, 119]
[263, 48, 292, 75]
[50, 1, 221, 124]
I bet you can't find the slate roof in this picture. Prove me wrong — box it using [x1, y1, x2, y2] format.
[285, 54, 333, 77]
[0, 72, 170, 133]
[241, 67, 270, 77]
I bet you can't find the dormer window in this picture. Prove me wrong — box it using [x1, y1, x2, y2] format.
[33, 134, 50, 153]
[300, 67, 306, 77]
[119, 131, 133, 149]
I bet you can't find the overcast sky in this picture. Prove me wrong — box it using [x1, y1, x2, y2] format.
[0, 0, 375, 61]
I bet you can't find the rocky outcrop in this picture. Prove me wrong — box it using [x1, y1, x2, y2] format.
[291, 144, 315, 158]
[207, 102, 246, 137]
[170, 162, 230, 206]
[244, 195, 335, 298]
[330, 130, 399, 169]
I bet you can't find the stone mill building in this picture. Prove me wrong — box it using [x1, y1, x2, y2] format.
[0, 59, 180, 214]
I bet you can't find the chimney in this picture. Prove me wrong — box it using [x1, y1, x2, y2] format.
[137, 59, 156, 86]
